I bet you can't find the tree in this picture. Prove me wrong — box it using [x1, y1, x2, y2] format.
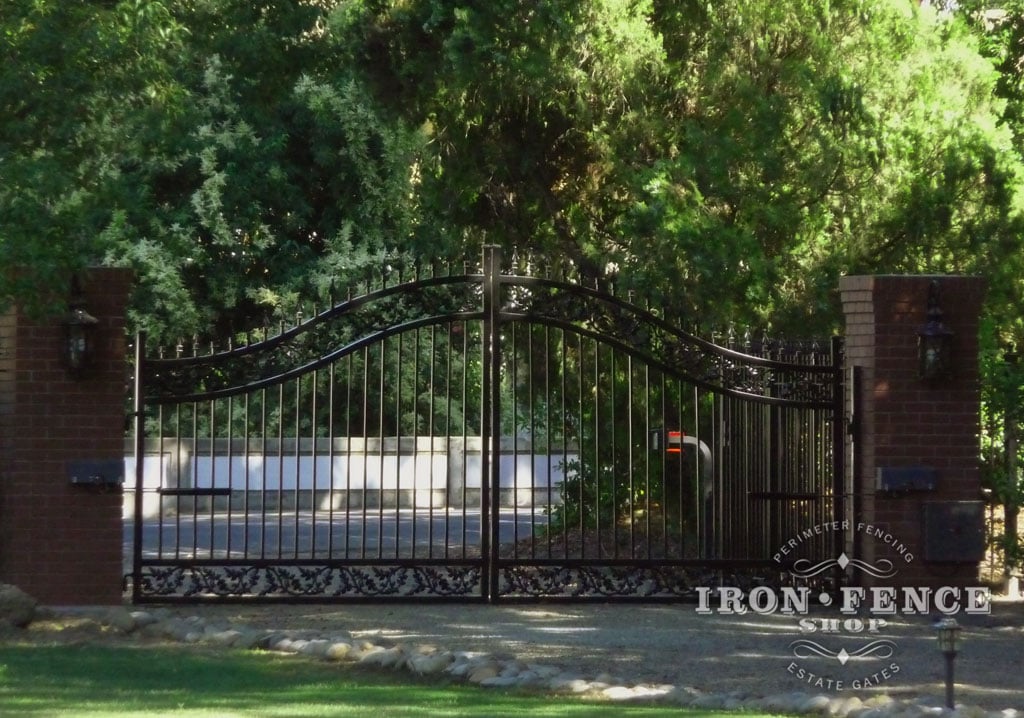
[2, 0, 424, 344]
[337, 0, 1024, 334]
[1, 1, 187, 314]
[5, 0, 1023, 347]
[957, 0, 1024, 574]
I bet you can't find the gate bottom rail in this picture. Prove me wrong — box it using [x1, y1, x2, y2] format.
[131, 558, 826, 601]
[132, 562, 484, 600]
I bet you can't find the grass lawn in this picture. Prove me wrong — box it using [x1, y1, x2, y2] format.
[0, 643, 783, 717]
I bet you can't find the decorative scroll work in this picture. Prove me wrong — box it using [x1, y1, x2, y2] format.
[497, 565, 817, 599]
[499, 565, 700, 599]
[502, 277, 840, 407]
[136, 564, 482, 599]
[143, 261, 838, 406]
[145, 276, 483, 400]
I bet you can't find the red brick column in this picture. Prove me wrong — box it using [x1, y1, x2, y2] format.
[840, 275, 986, 590]
[0, 268, 131, 604]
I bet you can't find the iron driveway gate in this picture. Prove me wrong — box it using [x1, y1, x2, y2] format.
[130, 246, 845, 602]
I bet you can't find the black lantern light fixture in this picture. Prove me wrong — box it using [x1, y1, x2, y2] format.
[935, 617, 961, 709]
[918, 279, 954, 380]
[62, 277, 99, 378]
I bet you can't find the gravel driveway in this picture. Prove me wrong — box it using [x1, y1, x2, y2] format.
[177, 597, 1024, 712]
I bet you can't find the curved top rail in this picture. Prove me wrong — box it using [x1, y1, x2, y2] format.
[138, 246, 840, 406]
[500, 274, 836, 374]
[150, 272, 483, 366]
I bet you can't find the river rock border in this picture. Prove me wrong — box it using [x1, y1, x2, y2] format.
[30, 606, 1023, 718]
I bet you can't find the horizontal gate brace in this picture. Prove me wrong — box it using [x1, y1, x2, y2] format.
[157, 488, 233, 496]
[748, 492, 820, 502]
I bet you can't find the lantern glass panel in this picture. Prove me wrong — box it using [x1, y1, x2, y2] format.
[919, 333, 952, 379]
[935, 620, 960, 653]
[63, 306, 99, 377]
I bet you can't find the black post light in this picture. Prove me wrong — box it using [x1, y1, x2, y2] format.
[935, 617, 961, 709]
[918, 279, 954, 380]
[62, 278, 99, 378]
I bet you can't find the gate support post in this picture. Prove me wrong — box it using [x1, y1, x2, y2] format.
[840, 275, 986, 591]
[481, 245, 503, 601]
[0, 269, 132, 604]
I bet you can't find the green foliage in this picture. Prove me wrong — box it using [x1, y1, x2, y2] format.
[1, 1, 186, 315]
[334, 0, 1024, 340]
[5, 0, 1024, 343]
[979, 342, 1024, 569]
[1, 1, 423, 342]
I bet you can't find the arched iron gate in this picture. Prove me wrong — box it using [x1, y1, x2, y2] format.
[130, 246, 845, 602]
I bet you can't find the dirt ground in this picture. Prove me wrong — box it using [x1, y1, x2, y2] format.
[14, 596, 1024, 712]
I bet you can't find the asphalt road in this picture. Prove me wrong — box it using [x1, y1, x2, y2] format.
[123, 507, 545, 568]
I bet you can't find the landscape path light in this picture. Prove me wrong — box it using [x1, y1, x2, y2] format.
[935, 617, 961, 709]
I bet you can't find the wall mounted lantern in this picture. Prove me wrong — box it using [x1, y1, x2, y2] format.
[935, 617, 961, 709]
[62, 278, 99, 378]
[918, 279, 954, 380]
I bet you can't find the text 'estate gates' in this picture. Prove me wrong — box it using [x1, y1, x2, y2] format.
[130, 246, 845, 602]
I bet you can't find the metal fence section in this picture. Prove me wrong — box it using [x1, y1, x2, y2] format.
[130, 246, 844, 602]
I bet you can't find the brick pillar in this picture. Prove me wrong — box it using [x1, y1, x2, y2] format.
[0, 268, 131, 605]
[840, 275, 986, 590]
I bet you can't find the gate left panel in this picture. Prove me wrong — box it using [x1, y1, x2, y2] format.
[130, 271, 488, 601]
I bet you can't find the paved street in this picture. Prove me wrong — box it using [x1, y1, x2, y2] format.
[123, 507, 547, 569]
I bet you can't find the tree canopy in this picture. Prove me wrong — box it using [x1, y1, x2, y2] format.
[3, 0, 1023, 348]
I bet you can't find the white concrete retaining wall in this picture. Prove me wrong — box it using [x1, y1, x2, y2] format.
[124, 438, 576, 518]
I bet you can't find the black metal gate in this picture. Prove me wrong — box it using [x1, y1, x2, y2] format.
[130, 246, 844, 602]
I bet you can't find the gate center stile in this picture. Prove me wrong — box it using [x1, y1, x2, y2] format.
[482, 244, 503, 603]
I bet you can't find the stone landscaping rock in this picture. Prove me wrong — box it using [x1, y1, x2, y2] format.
[467, 664, 500, 683]
[830, 696, 865, 717]
[802, 694, 834, 713]
[298, 639, 331, 658]
[0, 583, 36, 628]
[406, 650, 453, 675]
[206, 629, 244, 646]
[512, 669, 540, 685]
[548, 676, 588, 692]
[103, 607, 137, 633]
[721, 696, 744, 711]
[129, 610, 159, 629]
[866, 695, 898, 709]
[527, 663, 561, 679]
[444, 658, 472, 677]
[575, 680, 601, 693]
[231, 628, 267, 649]
[325, 640, 352, 660]
[377, 646, 408, 669]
